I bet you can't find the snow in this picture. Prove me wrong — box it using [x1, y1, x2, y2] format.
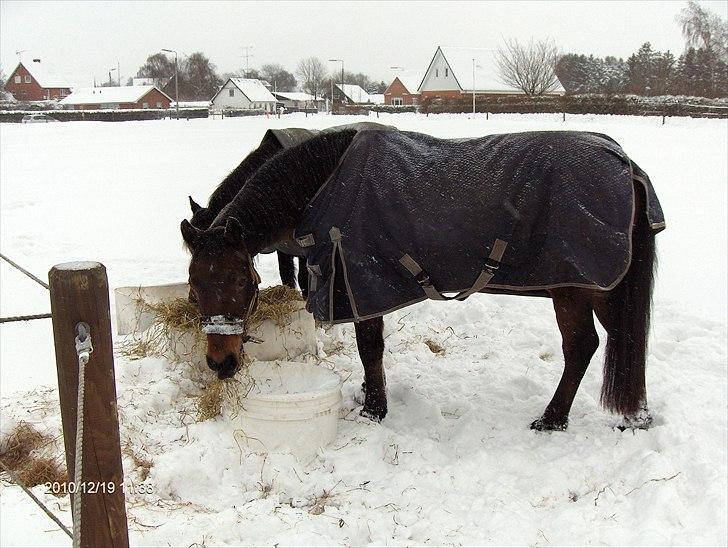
[337, 83, 373, 104]
[274, 91, 317, 102]
[0, 112, 726, 546]
[16, 61, 72, 90]
[59, 85, 171, 106]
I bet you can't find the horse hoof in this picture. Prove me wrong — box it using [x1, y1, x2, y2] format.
[530, 416, 568, 432]
[360, 406, 386, 422]
[352, 389, 365, 406]
[618, 408, 653, 431]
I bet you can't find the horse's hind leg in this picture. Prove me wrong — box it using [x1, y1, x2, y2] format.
[297, 256, 309, 298]
[532, 288, 599, 431]
[277, 252, 297, 290]
[354, 316, 387, 421]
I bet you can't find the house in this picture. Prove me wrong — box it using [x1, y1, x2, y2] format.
[210, 78, 277, 112]
[333, 83, 373, 104]
[272, 91, 324, 111]
[59, 85, 172, 110]
[418, 46, 565, 100]
[4, 59, 72, 101]
[384, 73, 422, 106]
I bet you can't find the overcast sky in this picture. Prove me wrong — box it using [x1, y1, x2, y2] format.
[2, 0, 726, 87]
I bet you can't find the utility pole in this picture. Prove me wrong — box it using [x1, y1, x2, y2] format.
[329, 58, 344, 109]
[472, 58, 476, 118]
[162, 49, 179, 119]
[243, 46, 253, 77]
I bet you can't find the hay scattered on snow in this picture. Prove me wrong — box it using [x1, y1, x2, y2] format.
[197, 367, 254, 422]
[0, 422, 66, 490]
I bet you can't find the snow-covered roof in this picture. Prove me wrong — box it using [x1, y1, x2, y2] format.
[229, 79, 277, 102]
[424, 47, 565, 94]
[392, 72, 424, 94]
[273, 91, 317, 101]
[60, 85, 171, 106]
[336, 83, 372, 104]
[368, 93, 385, 105]
[17, 61, 71, 89]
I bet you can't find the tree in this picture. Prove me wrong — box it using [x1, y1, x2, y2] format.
[183, 52, 222, 100]
[496, 38, 561, 96]
[259, 64, 297, 91]
[677, 1, 728, 62]
[626, 42, 659, 94]
[296, 57, 327, 99]
[136, 53, 176, 88]
[0, 66, 5, 89]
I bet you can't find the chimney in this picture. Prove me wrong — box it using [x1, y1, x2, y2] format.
[33, 58, 41, 63]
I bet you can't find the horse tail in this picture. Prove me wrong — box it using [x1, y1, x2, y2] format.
[600, 183, 657, 416]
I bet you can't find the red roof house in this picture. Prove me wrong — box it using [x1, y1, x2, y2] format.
[4, 60, 72, 101]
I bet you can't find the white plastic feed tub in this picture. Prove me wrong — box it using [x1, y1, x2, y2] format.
[224, 361, 342, 462]
[114, 282, 317, 362]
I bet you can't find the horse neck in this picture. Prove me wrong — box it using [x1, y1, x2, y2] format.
[215, 129, 356, 255]
[206, 140, 281, 221]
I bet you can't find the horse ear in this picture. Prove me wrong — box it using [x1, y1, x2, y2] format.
[189, 196, 202, 214]
[180, 219, 200, 249]
[224, 216, 245, 244]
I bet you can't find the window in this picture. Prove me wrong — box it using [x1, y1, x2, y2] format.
[445, 68, 449, 77]
[391, 97, 403, 106]
[24, 75, 31, 83]
[142, 102, 149, 109]
[435, 69, 439, 77]
[229, 88, 234, 97]
[14, 75, 20, 84]
[156, 102, 162, 108]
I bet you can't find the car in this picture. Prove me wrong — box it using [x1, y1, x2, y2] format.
[21, 113, 59, 124]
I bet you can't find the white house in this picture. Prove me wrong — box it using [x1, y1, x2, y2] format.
[272, 91, 325, 111]
[418, 46, 565, 100]
[334, 83, 373, 104]
[210, 78, 277, 112]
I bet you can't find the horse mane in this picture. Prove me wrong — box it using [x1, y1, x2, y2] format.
[212, 129, 358, 252]
[191, 138, 283, 229]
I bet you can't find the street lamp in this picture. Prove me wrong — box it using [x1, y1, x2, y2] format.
[162, 48, 179, 119]
[329, 58, 344, 110]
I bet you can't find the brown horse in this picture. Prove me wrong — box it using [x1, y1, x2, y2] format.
[181, 129, 658, 431]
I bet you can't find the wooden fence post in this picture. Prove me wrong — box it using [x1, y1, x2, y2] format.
[49, 262, 129, 548]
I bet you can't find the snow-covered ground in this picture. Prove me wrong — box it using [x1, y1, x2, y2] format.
[0, 113, 726, 546]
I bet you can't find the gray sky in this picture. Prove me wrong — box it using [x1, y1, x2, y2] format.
[2, 0, 726, 88]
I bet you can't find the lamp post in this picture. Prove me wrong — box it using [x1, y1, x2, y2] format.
[162, 48, 179, 119]
[329, 58, 344, 110]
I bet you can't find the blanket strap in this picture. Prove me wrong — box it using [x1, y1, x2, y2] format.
[400, 239, 508, 302]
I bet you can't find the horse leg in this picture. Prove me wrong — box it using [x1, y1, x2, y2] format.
[297, 256, 309, 298]
[532, 288, 599, 431]
[354, 316, 387, 421]
[276, 251, 297, 290]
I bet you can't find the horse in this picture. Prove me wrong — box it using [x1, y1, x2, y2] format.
[187, 130, 310, 295]
[181, 128, 661, 431]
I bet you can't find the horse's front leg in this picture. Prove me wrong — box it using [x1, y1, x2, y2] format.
[297, 256, 308, 298]
[276, 251, 296, 289]
[354, 316, 387, 421]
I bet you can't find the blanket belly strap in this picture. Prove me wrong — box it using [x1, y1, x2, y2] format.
[399, 239, 508, 302]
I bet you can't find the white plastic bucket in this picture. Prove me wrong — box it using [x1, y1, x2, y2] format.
[223, 361, 342, 462]
[114, 282, 317, 362]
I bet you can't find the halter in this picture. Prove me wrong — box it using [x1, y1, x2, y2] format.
[199, 256, 261, 337]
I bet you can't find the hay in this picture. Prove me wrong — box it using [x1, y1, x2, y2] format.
[196, 355, 254, 422]
[0, 422, 66, 490]
[119, 284, 304, 361]
[424, 339, 445, 355]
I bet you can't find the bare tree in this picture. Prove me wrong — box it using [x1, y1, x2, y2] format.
[496, 38, 561, 96]
[296, 57, 327, 99]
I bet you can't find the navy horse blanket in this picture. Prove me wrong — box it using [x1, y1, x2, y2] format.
[295, 130, 665, 324]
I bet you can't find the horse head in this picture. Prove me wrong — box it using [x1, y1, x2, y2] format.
[181, 216, 260, 379]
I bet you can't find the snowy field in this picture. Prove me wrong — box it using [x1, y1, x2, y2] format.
[0, 112, 726, 546]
